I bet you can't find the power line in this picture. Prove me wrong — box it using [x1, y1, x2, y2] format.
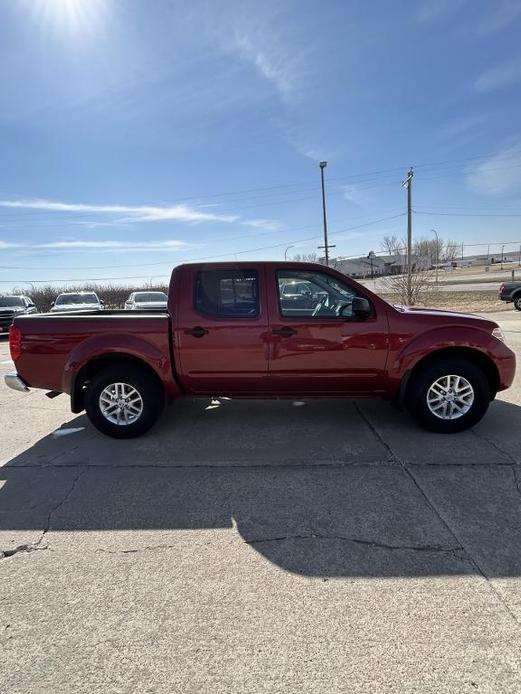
[0, 213, 406, 283]
[415, 210, 521, 218]
[2, 145, 521, 217]
[0, 209, 406, 270]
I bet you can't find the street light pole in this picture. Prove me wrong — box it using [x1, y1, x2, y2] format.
[401, 167, 414, 304]
[431, 228, 439, 285]
[501, 244, 505, 271]
[319, 161, 330, 266]
[284, 245, 294, 261]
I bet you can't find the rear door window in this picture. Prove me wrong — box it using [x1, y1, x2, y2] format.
[195, 269, 259, 317]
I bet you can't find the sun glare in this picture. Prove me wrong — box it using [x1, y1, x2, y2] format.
[29, 0, 105, 34]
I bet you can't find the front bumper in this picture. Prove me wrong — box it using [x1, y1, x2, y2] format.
[4, 372, 30, 393]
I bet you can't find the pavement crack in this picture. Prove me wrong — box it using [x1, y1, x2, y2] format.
[1, 470, 85, 559]
[95, 544, 178, 555]
[470, 428, 518, 465]
[512, 467, 521, 502]
[245, 533, 463, 555]
[353, 402, 398, 463]
[402, 461, 521, 629]
[35, 469, 85, 550]
[0, 543, 49, 560]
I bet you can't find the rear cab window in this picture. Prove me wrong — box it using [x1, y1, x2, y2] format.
[194, 269, 259, 317]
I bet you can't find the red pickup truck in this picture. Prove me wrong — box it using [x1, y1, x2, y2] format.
[5, 262, 515, 438]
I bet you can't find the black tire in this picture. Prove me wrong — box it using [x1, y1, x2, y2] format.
[514, 295, 521, 311]
[405, 357, 490, 433]
[85, 364, 164, 438]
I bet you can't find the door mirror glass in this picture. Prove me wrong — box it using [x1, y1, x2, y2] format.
[351, 296, 371, 319]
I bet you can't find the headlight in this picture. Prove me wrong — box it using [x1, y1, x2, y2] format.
[492, 326, 505, 342]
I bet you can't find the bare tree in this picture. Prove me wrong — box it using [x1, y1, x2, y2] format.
[18, 282, 168, 313]
[413, 237, 444, 266]
[291, 252, 319, 263]
[442, 239, 458, 262]
[380, 235, 403, 256]
[381, 267, 435, 306]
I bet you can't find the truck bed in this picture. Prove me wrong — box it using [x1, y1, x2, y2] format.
[13, 311, 174, 397]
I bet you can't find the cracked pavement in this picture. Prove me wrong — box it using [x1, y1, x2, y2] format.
[1, 311, 521, 693]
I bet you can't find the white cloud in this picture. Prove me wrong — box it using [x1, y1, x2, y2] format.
[474, 0, 521, 36]
[416, 0, 467, 23]
[439, 114, 488, 141]
[342, 185, 368, 207]
[0, 239, 190, 252]
[474, 59, 521, 92]
[466, 144, 521, 195]
[244, 218, 283, 231]
[0, 198, 238, 224]
[231, 33, 298, 96]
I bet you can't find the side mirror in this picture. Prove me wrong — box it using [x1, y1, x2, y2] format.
[50, 301, 55, 307]
[351, 297, 371, 319]
[100, 299, 105, 305]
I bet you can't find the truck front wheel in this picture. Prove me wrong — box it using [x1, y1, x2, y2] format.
[514, 295, 521, 311]
[406, 357, 490, 433]
[85, 364, 164, 438]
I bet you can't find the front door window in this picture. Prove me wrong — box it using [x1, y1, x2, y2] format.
[277, 270, 358, 319]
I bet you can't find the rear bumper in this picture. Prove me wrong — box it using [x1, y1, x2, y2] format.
[4, 372, 30, 393]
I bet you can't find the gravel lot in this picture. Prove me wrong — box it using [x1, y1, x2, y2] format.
[1, 310, 521, 693]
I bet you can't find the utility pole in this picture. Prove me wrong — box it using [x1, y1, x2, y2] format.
[401, 167, 414, 304]
[501, 244, 505, 271]
[431, 228, 439, 284]
[367, 251, 376, 288]
[318, 161, 335, 266]
[518, 244, 521, 267]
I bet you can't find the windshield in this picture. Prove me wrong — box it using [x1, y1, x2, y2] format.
[0, 296, 24, 307]
[133, 292, 167, 302]
[55, 293, 98, 305]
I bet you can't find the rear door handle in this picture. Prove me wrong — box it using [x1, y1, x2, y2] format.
[185, 326, 209, 338]
[272, 327, 297, 337]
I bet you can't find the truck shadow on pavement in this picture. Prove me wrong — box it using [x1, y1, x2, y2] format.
[1, 397, 521, 578]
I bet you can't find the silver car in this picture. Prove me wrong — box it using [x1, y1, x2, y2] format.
[50, 292, 104, 313]
[124, 291, 168, 311]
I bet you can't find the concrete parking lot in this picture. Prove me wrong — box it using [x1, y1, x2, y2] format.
[1, 310, 521, 693]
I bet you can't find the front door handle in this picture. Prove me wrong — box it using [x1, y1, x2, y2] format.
[185, 326, 209, 338]
[272, 326, 297, 337]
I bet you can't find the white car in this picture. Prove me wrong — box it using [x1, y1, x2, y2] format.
[124, 291, 168, 311]
[50, 292, 104, 313]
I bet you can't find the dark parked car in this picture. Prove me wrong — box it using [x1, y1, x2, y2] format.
[0, 295, 37, 333]
[499, 282, 521, 310]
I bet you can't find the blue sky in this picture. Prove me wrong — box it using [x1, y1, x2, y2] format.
[2, 0, 521, 288]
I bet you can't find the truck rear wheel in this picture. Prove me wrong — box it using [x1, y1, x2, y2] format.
[85, 364, 164, 438]
[514, 296, 521, 311]
[406, 357, 490, 433]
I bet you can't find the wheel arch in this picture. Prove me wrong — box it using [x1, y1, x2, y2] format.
[71, 353, 165, 413]
[402, 346, 499, 403]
